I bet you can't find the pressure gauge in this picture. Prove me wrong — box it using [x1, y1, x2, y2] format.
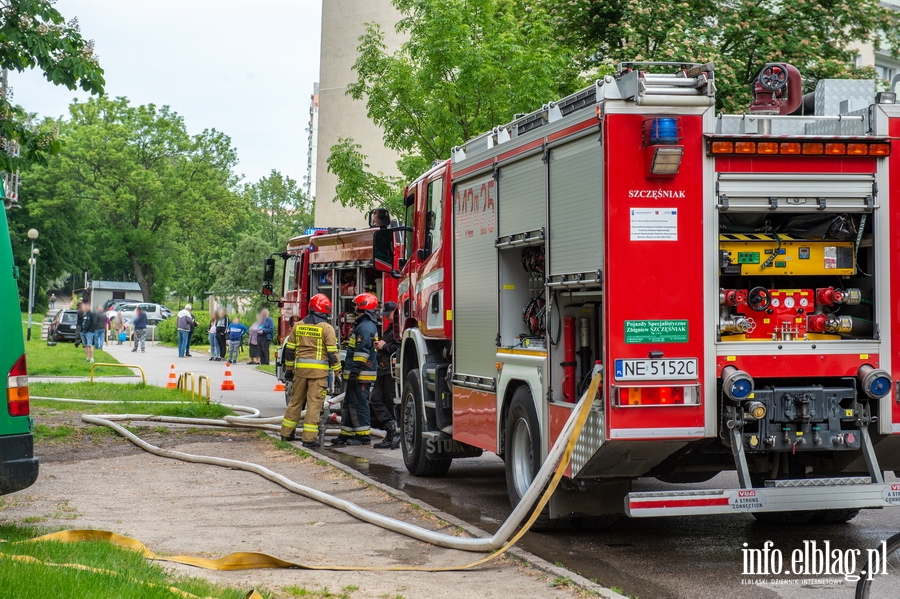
[799, 297, 809, 307]
[784, 297, 795, 309]
[770, 298, 781, 308]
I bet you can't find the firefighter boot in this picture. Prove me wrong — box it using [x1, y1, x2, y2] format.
[374, 421, 399, 449]
[346, 435, 371, 446]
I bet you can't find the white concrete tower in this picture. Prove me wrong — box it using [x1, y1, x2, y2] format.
[314, 0, 405, 228]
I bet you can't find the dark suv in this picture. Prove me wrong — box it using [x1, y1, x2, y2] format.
[48, 309, 80, 342]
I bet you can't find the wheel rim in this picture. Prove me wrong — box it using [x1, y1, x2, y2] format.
[510, 416, 534, 499]
[401, 390, 416, 459]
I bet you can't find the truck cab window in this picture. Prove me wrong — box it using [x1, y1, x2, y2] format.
[426, 179, 443, 254]
[404, 195, 415, 262]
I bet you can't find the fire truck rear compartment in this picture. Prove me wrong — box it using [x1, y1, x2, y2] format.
[717, 211, 876, 343]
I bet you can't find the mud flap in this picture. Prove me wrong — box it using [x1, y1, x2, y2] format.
[422, 431, 483, 459]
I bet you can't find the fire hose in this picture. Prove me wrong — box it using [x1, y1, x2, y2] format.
[27, 373, 600, 570]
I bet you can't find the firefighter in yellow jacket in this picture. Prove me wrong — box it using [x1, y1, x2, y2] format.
[280, 293, 341, 448]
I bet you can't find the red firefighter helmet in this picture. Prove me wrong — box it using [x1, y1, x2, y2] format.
[309, 293, 333, 315]
[353, 292, 379, 312]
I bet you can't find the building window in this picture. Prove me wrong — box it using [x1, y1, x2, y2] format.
[875, 65, 895, 81]
[112, 291, 126, 300]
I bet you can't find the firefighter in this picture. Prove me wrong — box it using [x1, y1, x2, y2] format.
[331, 292, 379, 446]
[371, 301, 401, 449]
[280, 293, 340, 448]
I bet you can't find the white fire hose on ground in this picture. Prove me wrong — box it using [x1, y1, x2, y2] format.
[34, 374, 599, 555]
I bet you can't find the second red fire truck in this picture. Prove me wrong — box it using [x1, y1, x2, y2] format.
[365, 61, 900, 527]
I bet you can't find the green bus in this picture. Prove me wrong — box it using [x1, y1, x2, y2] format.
[0, 195, 38, 495]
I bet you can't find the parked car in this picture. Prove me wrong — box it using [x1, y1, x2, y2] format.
[118, 303, 168, 326]
[47, 310, 80, 342]
[0, 204, 38, 495]
[103, 299, 135, 311]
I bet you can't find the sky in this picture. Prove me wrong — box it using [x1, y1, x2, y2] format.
[8, 0, 322, 188]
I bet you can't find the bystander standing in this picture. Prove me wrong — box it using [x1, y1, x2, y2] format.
[259, 308, 274, 365]
[226, 317, 248, 363]
[131, 307, 148, 353]
[93, 306, 107, 352]
[176, 304, 194, 358]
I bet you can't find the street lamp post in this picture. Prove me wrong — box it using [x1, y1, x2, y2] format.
[26, 229, 38, 341]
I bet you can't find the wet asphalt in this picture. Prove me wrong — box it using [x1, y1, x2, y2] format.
[323, 445, 900, 599]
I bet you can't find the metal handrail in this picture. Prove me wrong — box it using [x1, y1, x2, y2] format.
[197, 375, 211, 403]
[177, 372, 197, 401]
[89, 363, 146, 384]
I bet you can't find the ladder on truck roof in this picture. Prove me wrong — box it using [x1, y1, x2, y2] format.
[450, 62, 716, 164]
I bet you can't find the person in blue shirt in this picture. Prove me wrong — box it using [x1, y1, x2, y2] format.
[226, 317, 248, 364]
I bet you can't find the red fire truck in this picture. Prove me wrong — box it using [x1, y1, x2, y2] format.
[263, 226, 399, 372]
[369, 61, 900, 527]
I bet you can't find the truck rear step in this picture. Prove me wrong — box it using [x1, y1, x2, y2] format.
[625, 479, 900, 517]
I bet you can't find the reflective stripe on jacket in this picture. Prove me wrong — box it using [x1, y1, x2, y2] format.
[343, 312, 378, 381]
[284, 313, 340, 379]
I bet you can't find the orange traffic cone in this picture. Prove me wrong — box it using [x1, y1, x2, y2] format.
[274, 380, 285, 392]
[221, 362, 235, 391]
[165, 364, 178, 389]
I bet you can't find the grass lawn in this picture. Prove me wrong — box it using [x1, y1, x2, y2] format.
[0, 523, 253, 599]
[30, 382, 233, 418]
[256, 364, 276, 375]
[23, 316, 124, 377]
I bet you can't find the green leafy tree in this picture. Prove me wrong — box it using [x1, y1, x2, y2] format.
[545, 0, 900, 113]
[209, 232, 272, 312]
[0, 0, 104, 172]
[21, 96, 242, 302]
[244, 169, 313, 248]
[327, 0, 581, 215]
[207, 171, 312, 309]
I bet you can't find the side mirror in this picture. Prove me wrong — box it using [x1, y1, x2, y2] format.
[373, 229, 395, 274]
[262, 258, 276, 284]
[369, 207, 391, 229]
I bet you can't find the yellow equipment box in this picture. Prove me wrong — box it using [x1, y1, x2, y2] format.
[719, 234, 855, 276]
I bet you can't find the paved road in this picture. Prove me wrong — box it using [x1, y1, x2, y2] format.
[101, 341, 287, 416]
[320, 443, 900, 599]
[96, 346, 898, 598]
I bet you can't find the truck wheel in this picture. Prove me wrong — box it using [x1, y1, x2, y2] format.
[504, 385, 569, 531]
[400, 369, 451, 477]
[752, 511, 816, 524]
[810, 509, 860, 524]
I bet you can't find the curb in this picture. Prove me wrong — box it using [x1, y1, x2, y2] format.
[275, 433, 627, 599]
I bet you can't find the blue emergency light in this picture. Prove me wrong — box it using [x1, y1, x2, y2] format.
[649, 118, 680, 145]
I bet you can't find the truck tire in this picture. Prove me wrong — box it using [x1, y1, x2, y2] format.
[400, 369, 451, 477]
[810, 509, 860, 524]
[504, 385, 569, 531]
[752, 511, 816, 524]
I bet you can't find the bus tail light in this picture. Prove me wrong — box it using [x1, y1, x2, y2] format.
[7, 354, 29, 417]
[613, 384, 700, 406]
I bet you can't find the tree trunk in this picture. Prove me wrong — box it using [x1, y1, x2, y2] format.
[128, 254, 152, 302]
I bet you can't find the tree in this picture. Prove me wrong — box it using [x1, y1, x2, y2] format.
[0, 0, 104, 173]
[20, 96, 242, 301]
[544, 0, 900, 113]
[207, 171, 312, 308]
[243, 169, 313, 248]
[327, 0, 581, 215]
